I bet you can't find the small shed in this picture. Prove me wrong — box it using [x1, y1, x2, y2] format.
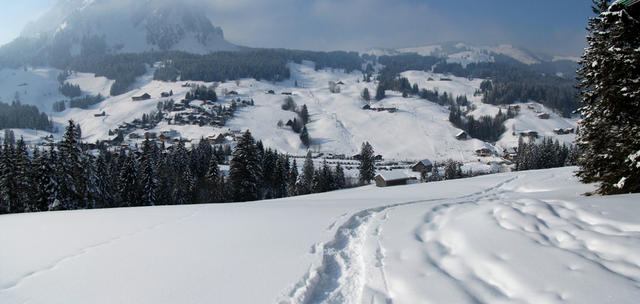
[412, 159, 433, 173]
[537, 113, 550, 119]
[132, 93, 151, 101]
[375, 172, 411, 187]
[456, 131, 468, 140]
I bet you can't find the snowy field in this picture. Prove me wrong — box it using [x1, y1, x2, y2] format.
[1, 167, 639, 304]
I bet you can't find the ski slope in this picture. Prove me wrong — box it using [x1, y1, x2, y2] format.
[1, 167, 639, 304]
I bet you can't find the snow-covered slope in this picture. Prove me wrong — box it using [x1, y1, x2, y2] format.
[17, 0, 237, 54]
[377, 42, 545, 66]
[1, 167, 638, 303]
[1, 63, 578, 166]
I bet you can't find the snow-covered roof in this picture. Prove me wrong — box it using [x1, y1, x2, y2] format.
[416, 159, 432, 167]
[376, 171, 410, 181]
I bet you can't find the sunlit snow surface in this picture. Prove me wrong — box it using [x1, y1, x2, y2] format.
[1, 167, 639, 304]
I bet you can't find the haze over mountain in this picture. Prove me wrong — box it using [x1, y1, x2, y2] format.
[7, 0, 237, 57]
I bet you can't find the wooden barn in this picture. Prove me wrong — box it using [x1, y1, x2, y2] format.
[132, 93, 151, 101]
[375, 172, 411, 187]
[412, 159, 433, 173]
[456, 131, 468, 140]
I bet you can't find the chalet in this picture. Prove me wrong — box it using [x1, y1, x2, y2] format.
[440, 78, 452, 81]
[161, 91, 173, 98]
[132, 93, 151, 101]
[475, 148, 493, 157]
[520, 130, 539, 138]
[375, 172, 411, 187]
[386, 108, 398, 113]
[94, 111, 106, 117]
[281, 92, 292, 95]
[336, 81, 345, 85]
[537, 113, 550, 119]
[226, 90, 239, 96]
[508, 105, 521, 112]
[362, 104, 371, 110]
[267, 90, 275, 94]
[128, 133, 141, 139]
[503, 147, 518, 161]
[456, 131, 468, 140]
[144, 132, 157, 139]
[412, 159, 433, 173]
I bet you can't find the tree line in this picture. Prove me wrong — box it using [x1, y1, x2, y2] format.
[0, 100, 53, 131]
[0, 121, 383, 215]
[515, 137, 579, 171]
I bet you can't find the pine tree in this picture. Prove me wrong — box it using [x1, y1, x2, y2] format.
[230, 130, 262, 202]
[358, 142, 376, 184]
[118, 154, 138, 207]
[33, 147, 57, 211]
[300, 104, 310, 125]
[288, 158, 298, 196]
[375, 84, 386, 101]
[362, 88, 371, 102]
[140, 155, 157, 206]
[57, 120, 86, 210]
[444, 159, 463, 180]
[13, 138, 31, 213]
[300, 126, 311, 148]
[334, 162, 346, 189]
[206, 156, 220, 202]
[577, 0, 640, 194]
[429, 163, 442, 182]
[299, 151, 314, 195]
[0, 138, 17, 213]
[94, 150, 113, 208]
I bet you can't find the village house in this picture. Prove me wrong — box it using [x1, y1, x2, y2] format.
[412, 159, 433, 173]
[475, 148, 493, 157]
[456, 131, 468, 140]
[132, 93, 151, 101]
[520, 130, 539, 138]
[537, 113, 550, 119]
[375, 172, 412, 187]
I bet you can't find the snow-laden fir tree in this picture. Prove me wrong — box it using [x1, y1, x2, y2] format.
[206, 155, 220, 202]
[0, 138, 17, 214]
[14, 138, 32, 213]
[56, 120, 86, 210]
[288, 158, 298, 196]
[230, 130, 262, 201]
[334, 162, 346, 189]
[299, 151, 314, 195]
[577, 0, 640, 194]
[118, 154, 138, 207]
[358, 142, 376, 185]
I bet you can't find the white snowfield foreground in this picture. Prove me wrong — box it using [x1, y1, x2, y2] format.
[1, 167, 639, 303]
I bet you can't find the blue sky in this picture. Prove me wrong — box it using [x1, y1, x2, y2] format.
[0, 0, 594, 56]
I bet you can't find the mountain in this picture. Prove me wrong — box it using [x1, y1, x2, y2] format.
[367, 42, 578, 66]
[0, 0, 237, 67]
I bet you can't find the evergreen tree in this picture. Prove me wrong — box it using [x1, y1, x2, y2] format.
[362, 88, 371, 102]
[299, 151, 314, 195]
[288, 158, 298, 196]
[444, 160, 463, 180]
[206, 156, 220, 202]
[577, 0, 640, 194]
[334, 162, 346, 189]
[358, 142, 376, 185]
[375, 84, 386, 101]
[0, 138, 17, 213]
[300, 126, 311, 148]
[33, 147, 57, 211]
[300, 104, 310, 125]
[57, 120, 86, 210]
[13, 138, 31, 212]
[118, 154, 138, 207]
[429, 163, 442, 182]
[140, 154, 157, 206]
[94, 150, 113, 208]
[230, 131, 262, 201]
